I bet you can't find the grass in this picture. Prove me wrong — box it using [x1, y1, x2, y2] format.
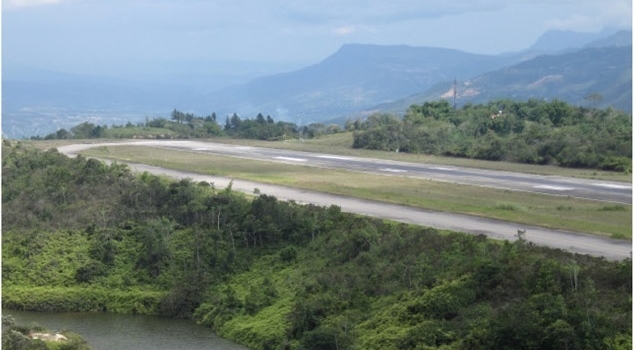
[494, 203, 519, 211]
[104, 126, 178, 139]
[81, 145, 632, 239]
[598, 204, 629, 212]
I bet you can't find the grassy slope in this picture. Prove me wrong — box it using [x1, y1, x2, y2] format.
[5, 222, 630, 350]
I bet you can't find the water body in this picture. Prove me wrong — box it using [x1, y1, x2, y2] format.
[3, 309, 250, 350]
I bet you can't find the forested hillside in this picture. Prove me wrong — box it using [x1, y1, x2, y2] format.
[350, 99, 632, 171]
[2, 142, 631, 350]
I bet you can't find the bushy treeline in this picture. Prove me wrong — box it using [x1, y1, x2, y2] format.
[223, 112, 296, 140]
[349, 99, 632, 171]
[2, 141, 631, 350]
[223, 112, 343, 140]
[30, 109, 342, 141]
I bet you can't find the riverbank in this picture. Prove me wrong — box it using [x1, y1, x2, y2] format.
[2, 286, 164, 315]
[2, 314, 92, 349]
[3, 309, 250, 350]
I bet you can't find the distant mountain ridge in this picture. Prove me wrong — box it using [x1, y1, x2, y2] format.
[2, 28, 630, 138]
[194, 29, 631, 122]
[369, 31, 631, 115]
[193, 44, 524, 121]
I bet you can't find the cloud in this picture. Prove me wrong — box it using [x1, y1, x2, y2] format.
[275, 0, 632, 28]
[333, 25, 355, 35]
[3, 0, 630, 68]
[332, 25, 376, 36]
[276, 0, 511, 25]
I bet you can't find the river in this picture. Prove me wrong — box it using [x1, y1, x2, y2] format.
[3, 309, 250, 350]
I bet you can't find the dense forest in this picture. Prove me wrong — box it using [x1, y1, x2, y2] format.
[350, 99, 632, 171]
[2, 141, 631, 350]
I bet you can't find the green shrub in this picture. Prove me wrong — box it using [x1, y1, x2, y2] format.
[279, 246, 297, 263]
[600, 156, 632, 173]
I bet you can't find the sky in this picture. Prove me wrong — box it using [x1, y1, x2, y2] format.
[2, 0, 632, 78]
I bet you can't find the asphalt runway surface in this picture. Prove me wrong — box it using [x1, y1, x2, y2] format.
[62, 140, 631, 204]
[59, 141, 632, 260]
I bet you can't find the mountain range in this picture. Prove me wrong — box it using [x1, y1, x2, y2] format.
[373, 42, 632, 116]
[200, 29, 631, 123]
[194, 45, 521, 122]
[2, 28, 631, 138]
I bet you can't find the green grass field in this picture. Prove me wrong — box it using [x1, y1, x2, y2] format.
[81, 144, 632, 239]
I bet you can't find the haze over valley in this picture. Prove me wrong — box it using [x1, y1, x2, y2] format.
[2, 27, 631, 139]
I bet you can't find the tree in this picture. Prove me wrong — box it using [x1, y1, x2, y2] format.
[184, 112, 194, 124]
[540, 100, 574, 127]
[171, 109, 184, 123]
[136, 217, 174, 278]
[585, 93, 604, 109]
[203, 121, 223, 136]
[405, 100, 452, 125]
[224, 113, 242, 132]
[71, 122, 104, 139]
[42, 128, 71, 140]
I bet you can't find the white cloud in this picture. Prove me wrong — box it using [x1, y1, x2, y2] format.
[332, 25, 376, 36]
[333, 25, 355, 35]
[276, 0, 632, 30]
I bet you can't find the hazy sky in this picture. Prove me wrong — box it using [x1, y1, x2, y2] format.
[2, 0, 632, 76]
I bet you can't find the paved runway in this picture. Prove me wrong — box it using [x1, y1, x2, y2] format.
[58, 141, 632, 260]
[72, 140, 630, 203]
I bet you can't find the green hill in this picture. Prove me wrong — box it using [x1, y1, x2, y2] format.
[2, 142, 631, 350]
